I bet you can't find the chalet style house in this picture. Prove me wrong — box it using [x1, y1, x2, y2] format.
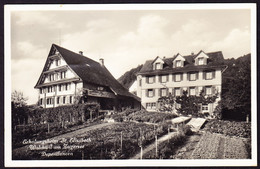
[34, 44, 140, 110]
[136, 50, 226, 114]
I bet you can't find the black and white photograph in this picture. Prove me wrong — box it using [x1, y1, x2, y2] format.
[4, 4, 257, 167]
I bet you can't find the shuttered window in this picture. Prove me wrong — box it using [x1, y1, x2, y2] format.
[147, 76, 155, 84]
[206, 86, 212, 95]
[160, 75, 168, 83]
[189, 87, 196, 96]
[147, 89, 154, 97]
[174, 88, 181, 96]
[188, 72, 198, 81]
[174, 73, 183, 82]
[161, 88, 167, 97]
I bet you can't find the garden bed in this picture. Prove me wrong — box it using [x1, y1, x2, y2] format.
[202, 119, 251, 138]
[13, 122, 168, 160]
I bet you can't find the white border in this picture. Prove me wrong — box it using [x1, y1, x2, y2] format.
[4, 3, 257, 167]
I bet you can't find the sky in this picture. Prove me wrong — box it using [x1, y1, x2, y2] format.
[9, 5, 252, 105]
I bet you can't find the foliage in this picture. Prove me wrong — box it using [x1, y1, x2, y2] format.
[12, 91, 29, 125]
[118, 65, 143, 89]
[157, 93, 175, 113]
[212, 101, 222, 119]
[126, 110, 178, 123]
[175, 90, 218, 116]
[203, 119, 251, 138]
[221, 54, 251, 120]
[27, 103, 100, 124]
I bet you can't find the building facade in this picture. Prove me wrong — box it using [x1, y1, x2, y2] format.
[136, 50, 226, 114]
[35, 44, 140, 110]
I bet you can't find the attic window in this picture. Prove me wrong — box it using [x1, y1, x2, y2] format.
[176, 60, 182, 67]
[198, 57, 204, 65]
[86, 64, 90, 67]
[155, 63, 161, 70]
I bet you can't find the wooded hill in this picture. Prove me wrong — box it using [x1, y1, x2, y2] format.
[118, 54, 251, 121]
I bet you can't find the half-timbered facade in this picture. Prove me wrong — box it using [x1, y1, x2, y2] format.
[35, 44, 140, 110]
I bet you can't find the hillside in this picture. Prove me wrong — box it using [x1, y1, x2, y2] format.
[118, 65, 143, 89]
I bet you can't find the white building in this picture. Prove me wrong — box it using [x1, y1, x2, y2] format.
[34, 44, 140, 110]
[136, 50, 226, 114]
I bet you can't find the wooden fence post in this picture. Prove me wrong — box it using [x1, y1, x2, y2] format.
[155, 135, 158, 158]
[120, 131, 123, 153]
[140, 146, 143, 160]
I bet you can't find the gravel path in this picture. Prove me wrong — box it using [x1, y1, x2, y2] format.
[190, 132, 248, 159]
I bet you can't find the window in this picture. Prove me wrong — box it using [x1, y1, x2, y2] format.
[147, 76, 155, 84]
[139, 79, 142, 86]
[198, 57, 204, 65]
[60, 71, 66, 79]
[161, 75, 168, 83]
[40, 99, 43, 105]
[174, 73, 182, 82]
[176, 60, 182, 67]
[97, 86, 104, 91]
[189, 72, 197, 81]
[206, 86, 212, 95]
[147, 89, 154, 97]
[63, 96, 66, 104]
[160, 88, 167, 97]
[189, 87, 196, 95]
[70, 96, 73, 104]
[58, 85, 61, 91]
[146, 102, 156, 109]
[155, 63, 161, 70]
[65, 84, 68, 90]
[57, 97, 60, 104]
[55, 59, 61, 66]
[202, 104, 208, 111]
[174, 88, 181, 96]
[40, 88, 42, 94]
[206, 72, 213, 80]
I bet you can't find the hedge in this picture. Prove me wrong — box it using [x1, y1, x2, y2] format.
[27, 103, 100, 124]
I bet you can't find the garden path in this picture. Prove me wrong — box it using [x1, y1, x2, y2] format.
[190, 132, 248, 159]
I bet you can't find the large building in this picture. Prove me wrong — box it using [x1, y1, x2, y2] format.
[136, 50, 226, 114]
[34, 44, 140, 110]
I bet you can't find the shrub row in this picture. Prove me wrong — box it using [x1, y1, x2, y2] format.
[202, 119, 251, 138]
[111, 109, 178, 123]
[27, 103, 100, 124]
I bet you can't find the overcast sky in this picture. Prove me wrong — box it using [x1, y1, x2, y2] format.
[9, 5, 252, 104]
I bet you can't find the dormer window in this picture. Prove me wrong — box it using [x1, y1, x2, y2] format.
[198, 57, 204, 65]
[155, 63, 161, 70]
[176, 60, 182, 67]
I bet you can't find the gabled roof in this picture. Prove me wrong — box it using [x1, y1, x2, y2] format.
[138, 50, 225, 74]
[35, 44, 140, 101]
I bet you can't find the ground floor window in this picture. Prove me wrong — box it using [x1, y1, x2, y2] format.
[202, 104, 208, 111]
[146, 102, 156, 109]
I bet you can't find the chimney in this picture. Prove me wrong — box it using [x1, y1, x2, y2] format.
[191, 52, 194, 55]
[99, 58, 104, 66]
[163, 56, 166, 59]
[79, 51, 83, 55]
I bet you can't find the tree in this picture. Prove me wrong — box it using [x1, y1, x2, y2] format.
[221, 54, 251, 121]
[157, 93, 175, 113]
[175, 90, 218, 116]
[11, 90, 29, 125]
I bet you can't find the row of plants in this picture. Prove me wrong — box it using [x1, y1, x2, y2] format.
[12, 103, 103, 149]
[110, 109, 178, 123]
[202, 119, 251, 138]
[142, 124, 193, 159]
[13, 122, 168, 160]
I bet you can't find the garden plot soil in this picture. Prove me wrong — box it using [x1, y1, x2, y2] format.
[190, 132, 249, 159]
